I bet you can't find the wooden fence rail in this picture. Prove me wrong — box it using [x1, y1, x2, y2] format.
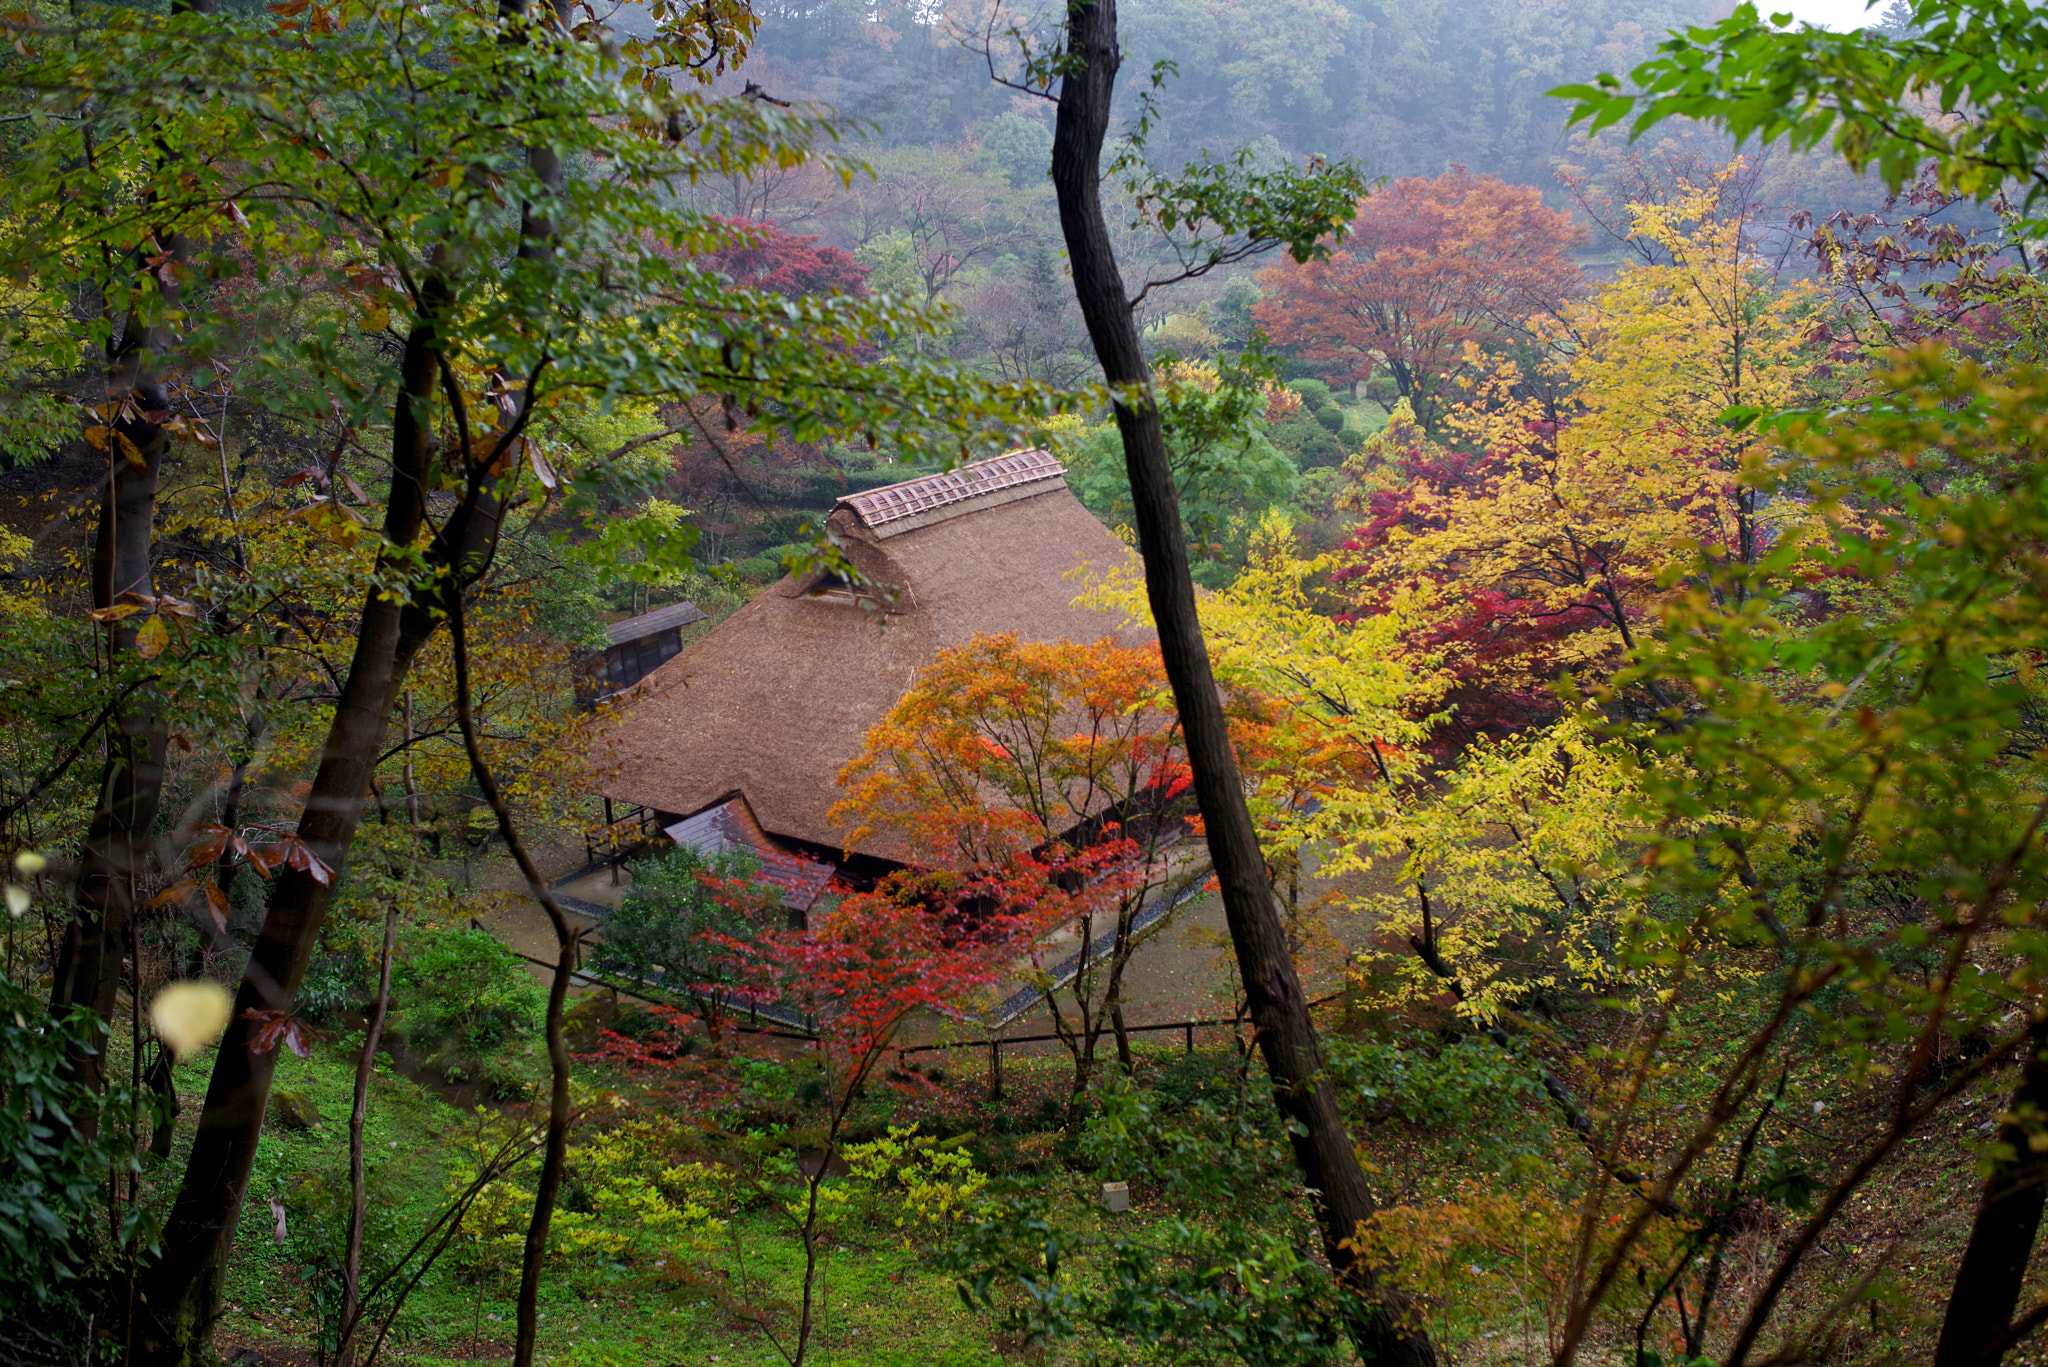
[495, 931, 1341, 1101]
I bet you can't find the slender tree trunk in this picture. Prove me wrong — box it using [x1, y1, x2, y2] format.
[401, 692, 421, 826]
[477, 11, 584, 1355]
[145, 1043, 178, 1160]
[1047, 6, 1432, 1362]
[50, 342, 171, 1117]
[447, 587, 576, 1367]
[1936, 1014, 2048, 1366]
[213, 715, 265, 910]
[336, 901, 398, 1367]
[134, 279, 467, 1367]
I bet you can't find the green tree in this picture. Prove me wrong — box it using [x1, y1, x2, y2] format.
[1063, 357, 1300, 584]
[1558, 0, 2048, 224]
[588, 845, 771, 1032]
[981, 111, 1055, 186]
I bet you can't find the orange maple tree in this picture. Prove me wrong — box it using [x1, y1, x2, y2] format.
[1254, 168, 1585, 428]
[832, 633, 1198, 1103]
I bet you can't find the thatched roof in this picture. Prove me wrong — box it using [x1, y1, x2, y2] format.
[593, 451, 1149, 860]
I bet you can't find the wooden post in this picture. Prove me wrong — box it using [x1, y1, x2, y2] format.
[604, 797, 619, 884]
[1184, 1021, 1194, 1054]
[989, 1038, 1003, 1101]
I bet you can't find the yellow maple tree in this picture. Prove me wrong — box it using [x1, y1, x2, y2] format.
[1353, 166, 1835, 697]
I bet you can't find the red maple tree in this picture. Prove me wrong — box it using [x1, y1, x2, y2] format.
[1255, 168, 1584, 428]
[699, 216, 869, 298]
[586, 863, 1030, 1367]
[1336, 408, 1613, 745]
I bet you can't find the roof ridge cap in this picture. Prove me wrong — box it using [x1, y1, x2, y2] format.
[837, 448, 1066, 530]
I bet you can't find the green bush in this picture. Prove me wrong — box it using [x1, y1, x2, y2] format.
[1327, 1033, 1545, 1160]
[1270, 417, 1345, 471]
[0, 972, 157, 1338]
[391, 926, 544, 1094]
[298, 951, 372, 1020]
[592, 845, 772, 1015]
[1149, 1048, 1243, 1112]
[955, 1073, 1343, 1363]
[1313, 406, 1345, 434]
[1286, 378, 1334, 410]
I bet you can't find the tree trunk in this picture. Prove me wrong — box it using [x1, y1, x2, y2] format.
[336, 901, 398, 1367]
[48, 0, 219, 1116]
[133, 281, 467, 1367]
[49, 337, 172, 1116]
[1047, 6, 1433, 1362]
[1936, 1014, 2048, 1366]
[514, 937, 575, 1367]
[145, 1043, 179, 1160]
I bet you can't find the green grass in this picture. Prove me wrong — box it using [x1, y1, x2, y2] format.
[1341, 403, 1390, 444]
[163, 1038, 1015, 1366]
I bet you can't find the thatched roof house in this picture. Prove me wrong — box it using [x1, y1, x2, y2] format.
[593, 449, 1148, 867]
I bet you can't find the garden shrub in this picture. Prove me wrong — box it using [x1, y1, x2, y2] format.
[390, 925, 544, 1096]
[446, 1117, 540, 1286]
[728, 555, 781, 584]
[1286, 378, 1334, 410]
[842, 1124, 988, 1251]
[554, 1119, 731, 1258]
[297, 950, 372, 1020]
[591, 845, 775, 1022]
[1149, 1047, 1244, 1112]
[1327, 1032, 1546, 1161]
[955, 1075, 1348, 1364]
[1271, 416, 1345, 470]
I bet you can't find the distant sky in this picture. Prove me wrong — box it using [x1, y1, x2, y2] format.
[1769, 0, 1877, 28]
